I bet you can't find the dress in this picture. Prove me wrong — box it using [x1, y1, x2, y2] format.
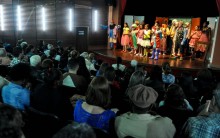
[196, 27, 211, 52]
[121, 27, 130, 46]
[189, 30, 202, 48]
[141, 30, 151, 47]
[74, 100, 116, 132]
[137, 29, 144, 45]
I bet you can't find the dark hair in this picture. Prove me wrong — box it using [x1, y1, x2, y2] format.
[13, 47, 22, 57]
[197, 68, 213, 81]
[9, 63, 31, 81]
[98, 62, 109, 76]
[116, 57, 122, 70]
[128, 71, 145, 88]
[165, 84, 186, 108]
[53, 123, 96, 138]
[86, 77, 111, 108]
[150, 65, 162, 81]
[41, 59, 54, 69]
[0, 104, 24, 138]
[41, 68, 62, 86]
[162, 62, 172, 74]
[104, 66, 115, 82]
[68, 58, 79, 70]
[24, 44, 34, 55]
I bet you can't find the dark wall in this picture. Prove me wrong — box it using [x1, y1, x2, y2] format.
[0, 0, 108, 49]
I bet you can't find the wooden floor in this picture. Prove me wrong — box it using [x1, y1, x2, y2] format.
[92, 48, 209, 71]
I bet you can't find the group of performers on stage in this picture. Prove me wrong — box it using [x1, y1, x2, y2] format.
[109, 19, 211, 61]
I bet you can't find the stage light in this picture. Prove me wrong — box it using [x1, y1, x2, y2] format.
[17, 5, 22, 31]
[69, 8, 73, 31]
[0, 5, 4, 31]
[94, 10, 98, 32]
[42, 7, 46, 31]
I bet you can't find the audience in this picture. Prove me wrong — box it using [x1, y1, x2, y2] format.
[115, 84, 176, 138]
[0, 104, 25, 138]
[74, 77, 117, 133]
[2, 63, 31, 110]
[53, 123, 96, 138]
[162, 62, 175, 86]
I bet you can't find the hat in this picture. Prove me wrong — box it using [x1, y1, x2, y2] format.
[30, 55, 41, 67]
[127, 84, 158, 108]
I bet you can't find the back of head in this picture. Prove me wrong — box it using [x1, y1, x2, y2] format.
[99, 62, 109, 76]
[41, 59, 54, 69]
[30, 55, 41, 67]
[128, 71, 145, 88]
[0, 104, 24, 138]
[130, 60, 138, 67]
[41, 68, 62, 86]
[116, 56, 122, 65]
[104, 66, 115, 82]
[162, 62, 172, 74]
[86, 77, 111, 108]
[165, 84, 186, 107]
[53, 123, 96, 138]
[0, 48, 6, 57]
[9, 63, 31, 81]
[197, 68, 213, 82]
[68, 58, 79, 71]
[150, 65, 162, 81]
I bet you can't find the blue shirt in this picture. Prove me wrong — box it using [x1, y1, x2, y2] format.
[2, 82, 30, 110]
[181, 113, 220, 138]
[162, 73, 175, 84]
[74, 100, 116, 132]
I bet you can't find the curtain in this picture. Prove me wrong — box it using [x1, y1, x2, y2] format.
[217, 0, 220, 13]
[120, 0, 127, 20]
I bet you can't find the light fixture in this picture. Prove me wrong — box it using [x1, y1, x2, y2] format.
[17, 5, 22, 31]
[42, 7, 46, 31]
[69, 8, 72, 31]
[0, 5, 4, 31]
[94, 10, 98, 32]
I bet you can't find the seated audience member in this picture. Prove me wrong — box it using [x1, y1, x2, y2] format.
[53, 123, 96, 138]
[10, 47, 23, 67]
[162, 62, 175, 85]
[96, 62, 109, 77]
[157, 84, 193, 137]
[76, 56, 91, 84]
[74, 77, 117, 133]
[30, 55, 41, 68]
[180, 83, 220, 138]
[31, 68, 70, 121]
[0, 104, 25, 138]
[112, 56, 126, 72]
[145, 65, 165, 103]
[130, 59, 138, 69]
[24, 44, 35, 59]
[2, 63, 31, 110]
[115, 84, 176, 138]
[62, 58, 88, 94]
[104, 67, 122, 110]
[0, 48, 11, 65]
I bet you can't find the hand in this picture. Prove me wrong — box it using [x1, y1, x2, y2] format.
[198, 100, 211, 116]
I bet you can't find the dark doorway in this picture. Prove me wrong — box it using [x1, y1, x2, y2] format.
[75, 27, 89, 53]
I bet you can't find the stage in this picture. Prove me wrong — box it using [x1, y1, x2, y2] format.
[91, 48, 215, 77]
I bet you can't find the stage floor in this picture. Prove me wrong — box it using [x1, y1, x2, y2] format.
[92, 49, 209, 71]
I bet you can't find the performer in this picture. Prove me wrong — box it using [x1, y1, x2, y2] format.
[166, 19, 177, 55]
[161, 21, 170, 55]
[188, 25, 202, 59]
[150, 24, 162, 60]
[183, 22, 191, 56]
[137, 24, 144, 56]
[141, 24, 151, 57]
[196, 21, 211, 59]
[108, 20, 117, 50]
[131, 24, 139, 55]
[121, 22, 130, 52]
[173, 21, 184, 60]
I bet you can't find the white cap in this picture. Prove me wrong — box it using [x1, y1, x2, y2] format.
[131, 59, 138, 67]
[30, 55, 41, 67]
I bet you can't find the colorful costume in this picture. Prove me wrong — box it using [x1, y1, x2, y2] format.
[161, 25, 170, 54]
[108, 23, 117, 49]
[196, 27, 211, 52]
[150, 29, 162, 60]
[121, 27, 130, 46]
[131, 24, 138, 50]
[189, 30, 202, 48]
[142, 30, 151, 47]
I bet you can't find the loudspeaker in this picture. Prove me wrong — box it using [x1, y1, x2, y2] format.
[105, 0, 116, 7]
